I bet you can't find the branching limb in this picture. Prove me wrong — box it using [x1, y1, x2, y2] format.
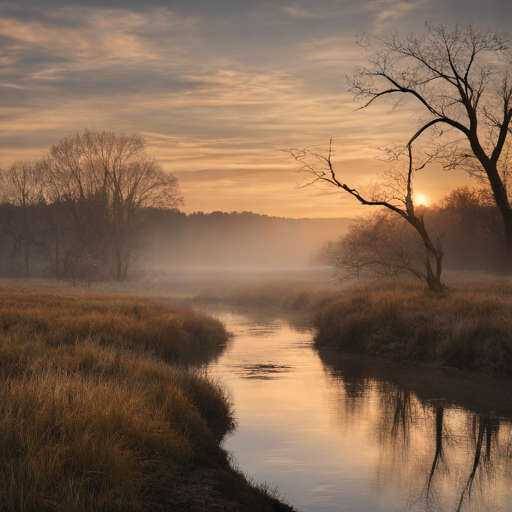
[289, 139, 445, 292]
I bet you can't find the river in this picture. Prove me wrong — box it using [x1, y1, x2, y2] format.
[202, 304, 512, 512]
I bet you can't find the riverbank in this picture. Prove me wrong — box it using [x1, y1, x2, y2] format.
[314, 284, 512, 376]
[0, 283, 293, 512]
[213, 279, 512, 377]
[195, 292, 512, 512]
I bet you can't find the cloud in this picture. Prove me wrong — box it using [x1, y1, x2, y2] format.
[0, 0, 505, 218]
[366, 0, 428, 31]
[281, 5, 320, 19]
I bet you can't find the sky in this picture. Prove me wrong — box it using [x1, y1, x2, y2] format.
[1, 0, 511, 218]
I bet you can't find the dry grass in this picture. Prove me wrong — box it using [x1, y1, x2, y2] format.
[0, 284, 292, 511]
[223, 280, 339, 312]
[222, 277, 512, 376]
[0, 348, 221, 511]
[0, 284, 228, 365]
[314, 283, 512, 375]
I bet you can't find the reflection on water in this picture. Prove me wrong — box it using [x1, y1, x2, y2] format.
[334, 377, 512, 512]
[204, 305, 512, 512]
[232, 363, 294, 379]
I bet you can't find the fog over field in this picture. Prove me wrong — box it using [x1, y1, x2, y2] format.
[145, 211, 353, 272]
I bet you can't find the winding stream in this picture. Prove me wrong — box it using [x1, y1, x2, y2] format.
[204, 304, 512, 512]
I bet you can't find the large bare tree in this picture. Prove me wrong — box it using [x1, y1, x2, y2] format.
[39, 129, 183, 281]
[349, 23, 512, 250]
[290, 141, 444, 292]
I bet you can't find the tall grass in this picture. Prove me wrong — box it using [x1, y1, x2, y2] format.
[314, 284, 512, 375]
[0, 351, 220, 511]
[0, 284, 291, 511]
[0, 285, 228, 365]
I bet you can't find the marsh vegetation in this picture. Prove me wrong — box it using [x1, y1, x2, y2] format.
[218, 277, 512, 376]
[0, 282, 292, 512]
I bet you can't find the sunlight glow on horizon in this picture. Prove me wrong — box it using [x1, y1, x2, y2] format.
[414, 192, 430, 207]
[0, 1, 509, 218]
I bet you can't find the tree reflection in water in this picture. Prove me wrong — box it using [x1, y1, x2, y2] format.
[321, 355, 512, 512]
[426, 406, 444, 497]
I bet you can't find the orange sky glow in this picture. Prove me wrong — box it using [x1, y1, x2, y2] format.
[1, 1, 509, 218]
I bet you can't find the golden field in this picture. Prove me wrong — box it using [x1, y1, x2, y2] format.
[0, 283, 291, 512]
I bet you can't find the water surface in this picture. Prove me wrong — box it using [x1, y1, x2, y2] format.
[205, 305, 512, 512]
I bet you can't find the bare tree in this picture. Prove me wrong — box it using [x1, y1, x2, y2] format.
[38, 134, 113, 282]
[0, 160, 45, 276]
[39, 129, 184, 281]
[290, 140, 444, 292]
[349, 23, 512, 251]
[329, 210, 431, 286]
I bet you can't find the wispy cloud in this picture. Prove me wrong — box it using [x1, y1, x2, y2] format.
[282, 5, 321, 19]
[367, 0, 428, 31]
[0, 0, 497, 217]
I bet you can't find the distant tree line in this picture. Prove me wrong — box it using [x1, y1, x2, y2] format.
[0, 129, 183, 284]
[141, 209, 351, 271]
[313, 186, 506, 284]
[0, 150, 351, 280]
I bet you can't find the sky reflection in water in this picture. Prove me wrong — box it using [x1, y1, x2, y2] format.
[205, 306, 512, 512]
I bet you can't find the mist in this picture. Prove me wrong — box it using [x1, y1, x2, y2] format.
[144, 210, 353, 273]
[4, 2, 512, 511]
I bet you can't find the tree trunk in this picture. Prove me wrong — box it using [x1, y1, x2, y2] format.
[424, 248, 444, 293]
[407, 216, 444, 293]
[55, 234, 60, 280]
[24, 249, 30, 278]
[116, 250, 123, 281]
[474, 151, 512, 257]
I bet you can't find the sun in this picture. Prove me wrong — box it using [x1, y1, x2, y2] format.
[414, 192, 430, 206]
